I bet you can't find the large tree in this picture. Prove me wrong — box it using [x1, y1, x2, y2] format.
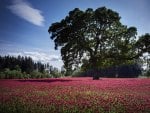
[48, 7, 138, 78]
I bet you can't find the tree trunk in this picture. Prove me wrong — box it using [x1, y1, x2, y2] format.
[92, 68, 99, 80]
[90, 57, 100, 80]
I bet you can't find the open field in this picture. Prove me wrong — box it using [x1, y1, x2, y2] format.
[0, 77, 150, 113]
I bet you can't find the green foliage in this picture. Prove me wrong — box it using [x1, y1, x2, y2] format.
[0, 55, 63, 79]
[51, 71, 63, 78]
[0, 55, 45, 74]
[30, 71, 51, 78]
[0, 68, 52, 79]
[71, 68, 84, 77]
[0, 72, 5, 79]
[136, 33, 150, 55]
[30, 71, 42, 78]
[22, 72, 30, 79]
[42, 71, 52, 78]
[14, 65, 21, 71]
[144, 70, 150, 77]
[0, 68, 23, 79]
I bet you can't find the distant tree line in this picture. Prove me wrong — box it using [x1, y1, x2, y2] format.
[0, 55, 45, 73]
[79, 64, 142, 78]
[0, 55, 63, 79]
[0, 55, 146, 79]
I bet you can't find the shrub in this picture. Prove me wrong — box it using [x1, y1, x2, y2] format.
[52, 72, 63, 78]
[144, 70, 150, 77]
[42, 72, 51, 78]
[30, 71, 42, 78]
[3, 68, 23, 79]
[0, 72, 5, 79]
[71, 69, 84, 77]
[4, 68, 12, 79]
[0, 68, 59, 79]
[11, 70, 23, 79]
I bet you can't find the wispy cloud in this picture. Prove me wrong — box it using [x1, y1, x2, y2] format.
[7, 0, 45, 26]
[4, 50, 63, 69]
[6, 51, 61, 62]
[0, 41, 60, 63]
[0, 40, 63, 69]
[23, 51, 61, 62]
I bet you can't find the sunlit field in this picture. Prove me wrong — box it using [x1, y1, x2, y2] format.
[0, 77, 150, 113]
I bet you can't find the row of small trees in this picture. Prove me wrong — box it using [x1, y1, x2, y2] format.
[0, 56, 63, 79]
[0, 55, 148, 79]
[0, 55, 45, 73]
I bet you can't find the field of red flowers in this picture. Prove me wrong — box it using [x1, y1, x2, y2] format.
[0, 77, 150, 113]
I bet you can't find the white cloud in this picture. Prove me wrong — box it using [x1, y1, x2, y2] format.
[23, 51, 60, 62]
[4, 51, 63, 69]
[5, 51, 63, 70]
[7, 0, 45, 26]
[0, 41, 63, 69]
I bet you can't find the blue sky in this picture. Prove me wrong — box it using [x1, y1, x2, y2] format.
[0, 0, 150, 69]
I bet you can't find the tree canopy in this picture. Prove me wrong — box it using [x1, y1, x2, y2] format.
[48, 7, 149, 77]
[136, 33, 150, 55]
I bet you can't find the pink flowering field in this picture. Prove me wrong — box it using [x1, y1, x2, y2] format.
[0, 77, 150, 113]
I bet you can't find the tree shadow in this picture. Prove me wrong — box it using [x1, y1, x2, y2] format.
[16, 78, 74, 83]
